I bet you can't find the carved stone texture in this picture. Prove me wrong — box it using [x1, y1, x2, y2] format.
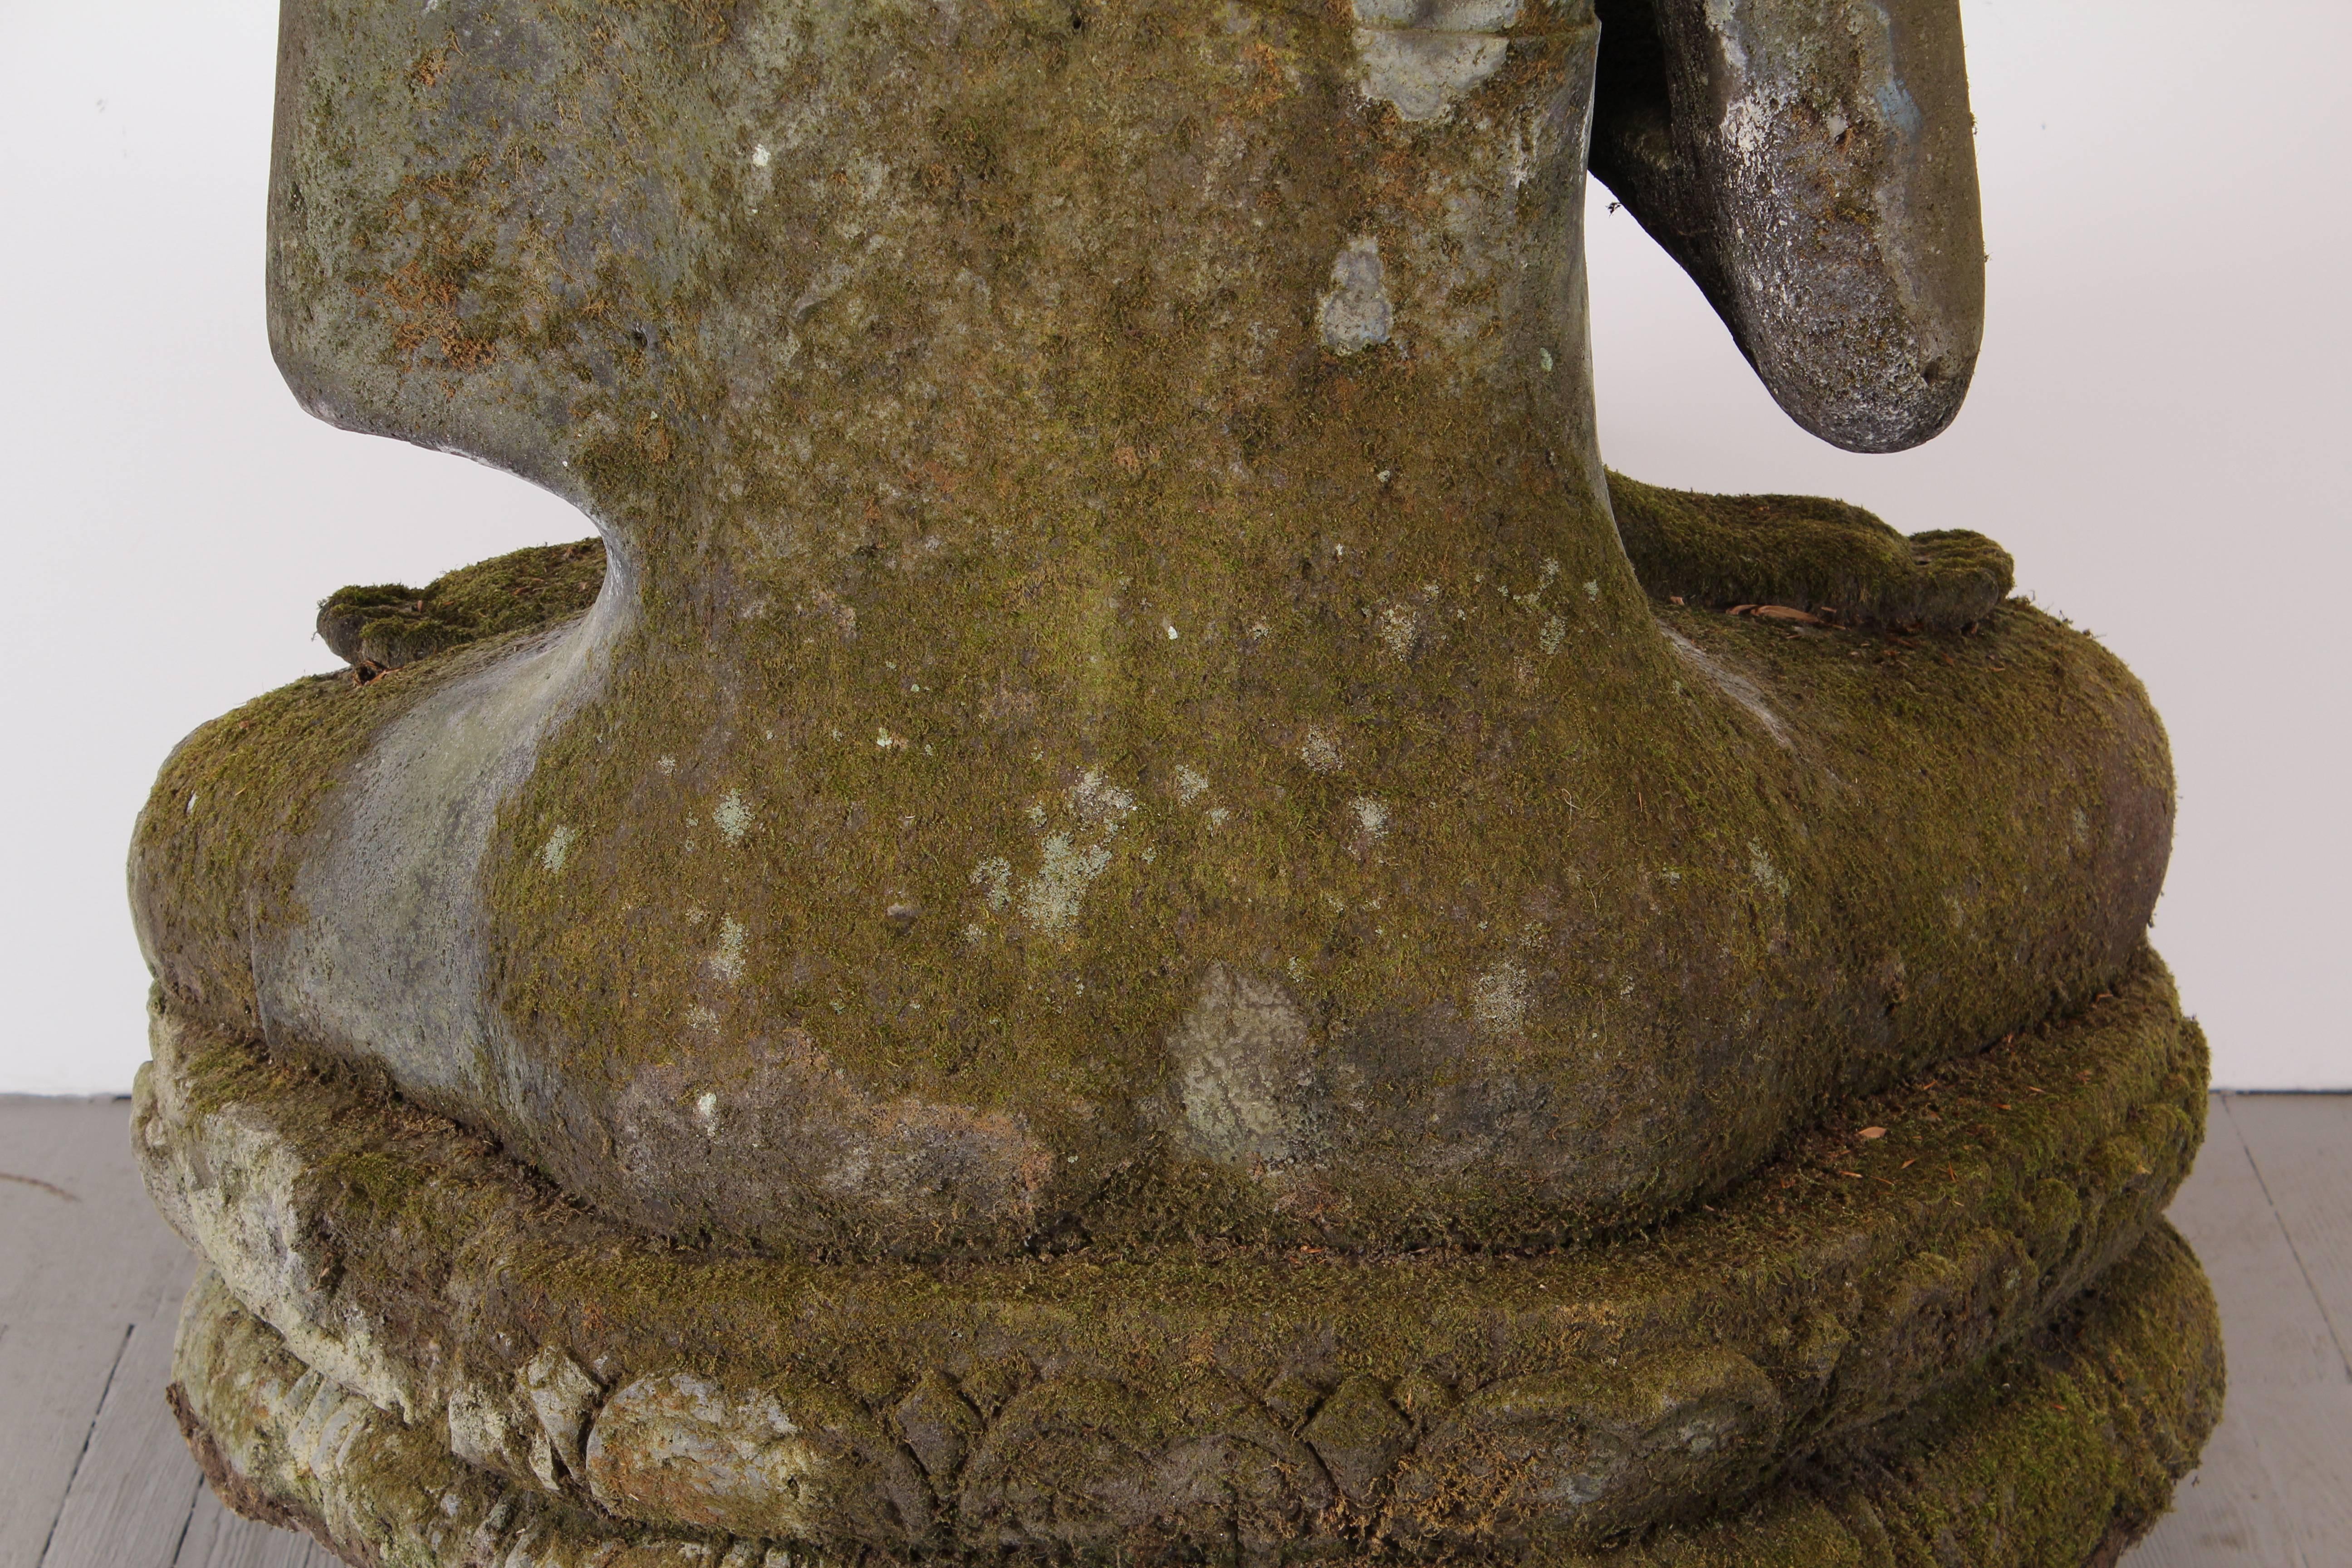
[134, 0, 2170, 1262]
[170, 1222, 2219, 1568]
[129, 0, 2215, 1559]
[138, 944, 2207, 1554]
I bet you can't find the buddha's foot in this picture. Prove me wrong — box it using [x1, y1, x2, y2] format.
[142, 946, 2218, 1564]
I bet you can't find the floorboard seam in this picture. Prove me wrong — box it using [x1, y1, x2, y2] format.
[162, 1468, 203, 1568]
[2224, 1095, 2352, 1383]
[33, 1322, 132, 1568]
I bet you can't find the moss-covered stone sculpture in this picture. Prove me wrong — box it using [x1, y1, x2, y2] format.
[132, 0, 2218, 1562]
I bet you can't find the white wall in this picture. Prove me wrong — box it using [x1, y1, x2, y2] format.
[1, 0, 2342, 1093]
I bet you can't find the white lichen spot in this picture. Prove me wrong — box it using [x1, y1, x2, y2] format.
[963, 921, 987, 943]
[1703, 0, 1749, 72]
[1205, 806, 1231, 829]
[1020, 833, 1114, 937]
[1025, 802, 1048, 825]
[1165, 622, 1180, 641]
[186, 792, 198, 814]
[876, 728, 899, 749]
[1471, 960, 1532, 1033]
[1377, 603, 1420, 660]
[1350, 797, 1391, 838]
[695, 1091, 720, 1135]
[1068, 770, 1137, 830]
[539, 825, 577, 872]
[1540, 617, 1566, 655]
[1749, 842, 1790, 897]
[1300, 728, 1345, 774]
[750, 143, 772, 168]
[1317, 236, 1392, 354]
[684, 904, 707, 927]
[1583, 580, 1601, 599]
[1540, 347, 1554, 372]
[714, 791, 752, 845]
[684, 1004, 719, 1032]
[970, 856, 1013, 911]
[1173, 764, 1210, 804]
[657, 755, 677, 775]
[708, 916, 749, 983]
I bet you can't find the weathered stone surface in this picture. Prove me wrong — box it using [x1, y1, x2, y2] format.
[168, 1222, 2221, 1566]
[134, 0, 2214, 1558]
[137, 944, 2203, 1551]
[1591, 0, 1985, 451]
[130, 0, 2164, 1264]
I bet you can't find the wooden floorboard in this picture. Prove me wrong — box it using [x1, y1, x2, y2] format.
[2125, 1099, 2352, 1567]
[41, 1317, 208, 1568]
[0, 1096, 201, 1329]
[4, 1092, 2347, 1566]
[2225, 1094, 2352, 1377]
[172, 1491, 341, 1568]
[0, 1318, 134, 1568]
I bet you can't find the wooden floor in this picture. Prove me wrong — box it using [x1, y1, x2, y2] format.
[2, 1094, 2345, 1568]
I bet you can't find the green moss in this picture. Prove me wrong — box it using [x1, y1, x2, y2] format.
[127, 620, 583, 1038]
[140, 945, 2205, 1556]
[167, 1215, 2219, 1567]
[316, 539, 605, 673]
[1607, 471, 2014, 629]
[1561, 1224, 2221, 1566]
[167, 0, 2177, 1265]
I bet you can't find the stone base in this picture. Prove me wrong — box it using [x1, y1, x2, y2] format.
[172, 1223, 2220, 1568]
[137, 946, 2220, 1560]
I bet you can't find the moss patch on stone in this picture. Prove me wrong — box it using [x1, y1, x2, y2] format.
[1607, 472, 2014, 629]
[317, 538, 606, 673]
[127, 622, 583, 1039]
[138, 945, 2203, 1554]
[167, 1219, 2219, 1566]
[126, 0, 2181, 1262]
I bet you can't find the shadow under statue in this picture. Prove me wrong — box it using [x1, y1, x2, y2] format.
[129, 0, 2221, 1563]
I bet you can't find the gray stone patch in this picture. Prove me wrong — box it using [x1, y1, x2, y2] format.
[1350, 0, 1522, 123]
[524, 1343, 603, 1481]
[585, 1372, 828, 1537]
[1317, 237, 1392, 355]
[137, 1009, 421, 1421]
[610, 1029, 1052, 1255]
[254, 596, 625, 1110]
[1661, 627, 1793, 749]
[1165, 965, 1323, 1169]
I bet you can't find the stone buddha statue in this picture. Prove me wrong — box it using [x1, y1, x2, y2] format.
[132, 1, 2220, 1563]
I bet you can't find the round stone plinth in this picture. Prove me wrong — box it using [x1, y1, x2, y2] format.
[136, 946, 2215, 1559]
[171, 1224, 2219, 1568]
